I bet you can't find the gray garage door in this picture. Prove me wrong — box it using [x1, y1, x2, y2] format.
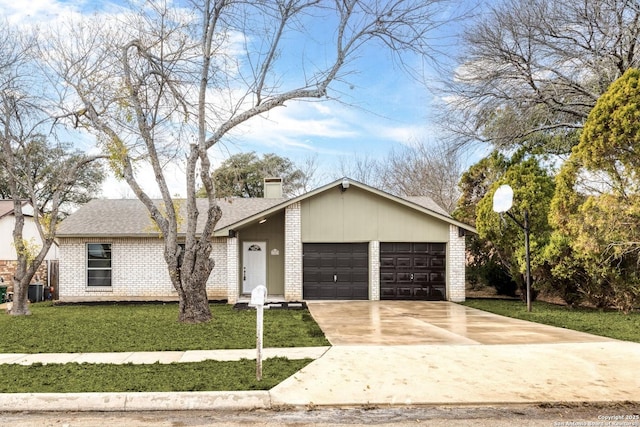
[380, 242, 446, 300]
[303, 243, 369, 300]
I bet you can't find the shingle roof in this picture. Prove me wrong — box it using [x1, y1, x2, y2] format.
[56, 198, 286, 237]
[0, 200, 32, 220]
[404, 196, 451, 217]
[56, 178, 473, 238]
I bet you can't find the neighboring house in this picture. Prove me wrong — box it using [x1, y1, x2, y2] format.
[0, 200, 59, 292]
[56, 178, 476, 304]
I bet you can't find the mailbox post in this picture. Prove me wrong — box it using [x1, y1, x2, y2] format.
[249, 285, 268, 381]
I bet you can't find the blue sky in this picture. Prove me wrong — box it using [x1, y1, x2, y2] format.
[1, 0, 482, 198]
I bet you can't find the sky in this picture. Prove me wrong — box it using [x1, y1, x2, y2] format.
[0, 0, 483, 199]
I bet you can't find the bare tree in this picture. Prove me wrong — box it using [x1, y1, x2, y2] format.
[0, 26, 104, 316]
[296, 153, 323, 195]
[45, 0, 453, 323]
[333, 153, 383, 187]
[378, 141, 462, 213]
[442, 0, 640, 152]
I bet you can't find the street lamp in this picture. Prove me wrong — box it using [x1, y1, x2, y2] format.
[492, 184, 532, 312]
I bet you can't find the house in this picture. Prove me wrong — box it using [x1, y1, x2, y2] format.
[0, 200, 59, 296]
[56, 178, 475, 304]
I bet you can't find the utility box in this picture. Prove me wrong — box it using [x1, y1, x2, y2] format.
[28, 283, 44, 303]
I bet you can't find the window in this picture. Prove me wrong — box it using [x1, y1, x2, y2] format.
[87, 243, 112, 287]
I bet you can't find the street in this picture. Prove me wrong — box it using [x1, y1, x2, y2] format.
[2, 403, 639, 427]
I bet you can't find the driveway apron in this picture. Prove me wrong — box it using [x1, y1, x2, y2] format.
[270, 301, 640, 406]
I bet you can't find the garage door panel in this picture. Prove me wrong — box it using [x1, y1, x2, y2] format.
[380, 257, 395, 268]
[415, 287, 429, 298]
[381, 272, 395, 282]
[396, 288, 412, 298]
[396, 257, 411, 267]
[396, 272, 412, 283]
[431, 243, 446, 255]
[413, 243, 429, 252]
[413, 257, 428, 268]
[431, 258, 445, 268]
[413, 272, 428, 282]
[380, 242, 446, 301]
[429, 271, 445, 282]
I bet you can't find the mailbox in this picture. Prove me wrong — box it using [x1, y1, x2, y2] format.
[249, 285, 267, 307]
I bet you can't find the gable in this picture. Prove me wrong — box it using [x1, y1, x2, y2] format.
[301, 185, 451, 242]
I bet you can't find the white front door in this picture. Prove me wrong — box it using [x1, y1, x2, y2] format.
[242, 241, 267, 294]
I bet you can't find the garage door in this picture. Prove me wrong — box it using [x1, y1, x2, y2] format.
[303, 243, 369, 300]
[380, 242, 446, 300]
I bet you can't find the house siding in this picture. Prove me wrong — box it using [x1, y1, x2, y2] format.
[58, 237, 228, 301]
[301, 186, 450, 242]
[447, 225, 466, 302]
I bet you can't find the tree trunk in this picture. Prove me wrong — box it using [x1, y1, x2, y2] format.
[167, 240, 214, 324]
[178, 277, 212, 323]
[8, 278, 32, 316]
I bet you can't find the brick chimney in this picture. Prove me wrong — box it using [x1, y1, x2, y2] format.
[263, 177, 283, 198]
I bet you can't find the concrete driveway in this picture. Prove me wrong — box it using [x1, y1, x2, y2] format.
[305, 300, 613, 345]
[270, 301, 640, 406]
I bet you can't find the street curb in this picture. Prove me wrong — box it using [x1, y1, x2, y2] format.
[0, 391, 271, 412]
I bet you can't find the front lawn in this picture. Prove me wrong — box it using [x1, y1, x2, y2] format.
[0, 302, 329, 353]
[0, 358, 310, 393]
[461, 298, 640, 343]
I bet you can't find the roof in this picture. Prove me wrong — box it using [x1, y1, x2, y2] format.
[56, 197, 286, 238]
[404, 196, 451, 218]
[213, 178, 477, 236]
[56, 178, 477, 238]
[0, 200, 32, 220]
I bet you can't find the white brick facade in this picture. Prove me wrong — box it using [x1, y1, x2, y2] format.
[58, 237, 228, 301]
[209, 237, 229, 300]
[447, 225, 466, 302]
[284, 202, 302, 301]
[369, 241, 380, 300]
[226, 236, 239, 304]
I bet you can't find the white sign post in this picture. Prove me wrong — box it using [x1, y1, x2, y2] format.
[249, 285, 268, 381]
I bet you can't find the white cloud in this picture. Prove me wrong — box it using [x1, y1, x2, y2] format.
[0, 0, 84, 24]
[100, 160, 189, 199]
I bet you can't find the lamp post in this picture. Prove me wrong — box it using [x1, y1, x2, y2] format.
[492, 184, 532, 312]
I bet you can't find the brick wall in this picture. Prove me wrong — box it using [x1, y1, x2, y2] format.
[0, 260, 49, 291]
[369, 241, 380, 300]
[208, 237, 228, 300]
[448, 225, 466, 302]
[284, 202, 302, 301]
[58, 237, 229, 302]
[226, 236, 238, 304]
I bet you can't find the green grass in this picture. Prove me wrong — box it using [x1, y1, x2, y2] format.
[0, 357, 311, 393]
[461, 298, 640, 343]
[0, 302, 329, 353]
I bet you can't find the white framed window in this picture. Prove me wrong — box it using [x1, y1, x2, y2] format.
[87, 243, 112, 287]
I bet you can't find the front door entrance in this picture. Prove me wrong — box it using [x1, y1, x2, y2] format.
[242, 241, 267, 294]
